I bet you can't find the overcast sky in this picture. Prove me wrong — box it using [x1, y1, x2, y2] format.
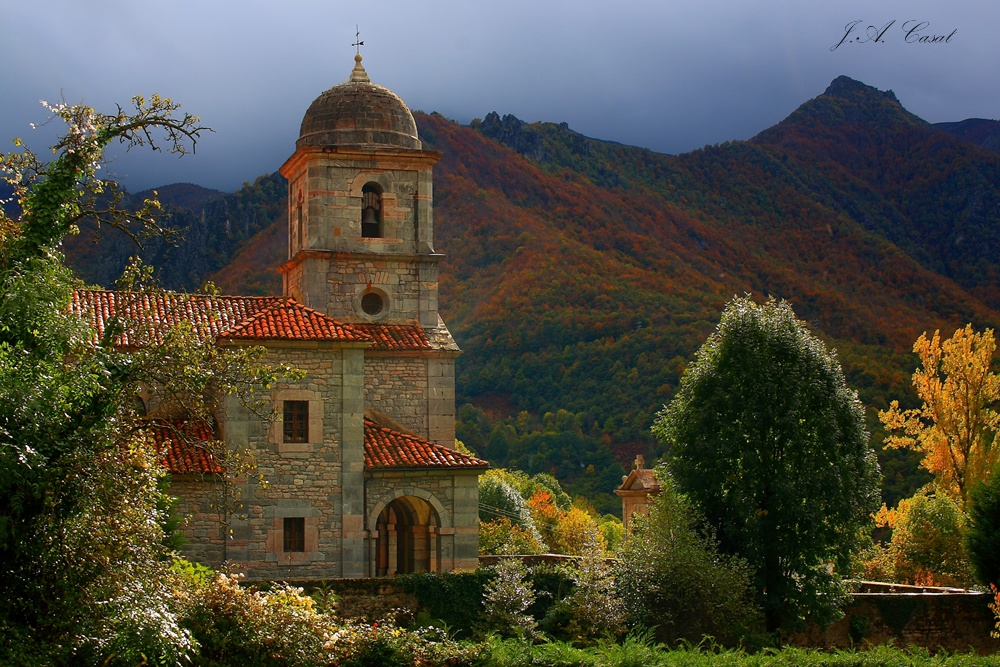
[2, 1, 996, 193]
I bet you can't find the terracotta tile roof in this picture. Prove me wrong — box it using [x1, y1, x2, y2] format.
[148, 417, 486, 473]
[72, 290, 369, 345]
[350, 323, 432, 351]
[364, 419, 488, 470]
[222, 304, 361, 341]
[146, 419, 222, 475]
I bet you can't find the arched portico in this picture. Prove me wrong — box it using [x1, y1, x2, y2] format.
[372, 495, 441, 576]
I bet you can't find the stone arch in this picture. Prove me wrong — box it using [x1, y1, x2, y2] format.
[349, 173, 398, 239]
[372, 495, 442, 576]
[368, 486, 452, 530]
[349, 172, 393, 197]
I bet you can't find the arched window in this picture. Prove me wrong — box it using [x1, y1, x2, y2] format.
[361, 183, 382, 238]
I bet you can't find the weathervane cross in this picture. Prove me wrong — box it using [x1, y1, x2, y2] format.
[353, 25, 364, 55]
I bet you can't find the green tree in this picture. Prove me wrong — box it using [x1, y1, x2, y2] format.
[653, 296, 880, 633]
[967, 468, 1000, 587]
[0, 97, 286, 663]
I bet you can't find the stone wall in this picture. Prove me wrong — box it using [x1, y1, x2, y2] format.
[220, 344, 361, 581]
[365, 357, 428, 436]
[171, 474, 224, 567]
[788, 585, 1000, 654]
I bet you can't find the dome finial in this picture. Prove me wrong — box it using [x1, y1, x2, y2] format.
[350, 25, 370, 83]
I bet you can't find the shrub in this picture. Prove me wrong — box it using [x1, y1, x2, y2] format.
[615, 473, 762, 645]
[328, 621, 481, 667]
[480, 557, 539, 639]
[479, 470, 538, 533]
[179, 574, 330, 667]
[547, 530, 625, 644]
[871, 491, 974, 587]
[397, 570, 493, 637]
[480, 517, 546, 555]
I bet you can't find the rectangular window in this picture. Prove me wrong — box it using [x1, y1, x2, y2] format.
[283, 517, 305, 553]
[283, 400, 308, 443]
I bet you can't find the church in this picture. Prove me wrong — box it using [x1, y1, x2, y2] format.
[72, 53, 487, 580]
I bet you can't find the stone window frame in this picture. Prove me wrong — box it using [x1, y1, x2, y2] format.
[266, 513, 319, 565]
[350, 173, 398, 241]
[353, 286, 392, 323]
[270, 389, 323, 454]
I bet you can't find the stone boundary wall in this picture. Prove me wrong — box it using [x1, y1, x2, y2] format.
[285, 570, 1000, 654]
[787, 582, 1000, 654]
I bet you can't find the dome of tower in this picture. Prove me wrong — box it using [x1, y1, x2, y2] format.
[297, 54, 421, 150]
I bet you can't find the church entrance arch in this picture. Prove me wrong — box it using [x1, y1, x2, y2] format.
[374, 496, 441, 576]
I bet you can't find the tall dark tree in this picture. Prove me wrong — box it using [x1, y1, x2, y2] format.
[653, 296, 880, 633]
[966, 468, 1000, 587]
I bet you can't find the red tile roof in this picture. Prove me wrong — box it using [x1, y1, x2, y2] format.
[72, 290, 441, 351]
[363, 419, 489, 470]
[350, 323, 432, 351]
[147, 417, 486, 472]
[71, 290, 369, 345]
[147, 419, 223, 475]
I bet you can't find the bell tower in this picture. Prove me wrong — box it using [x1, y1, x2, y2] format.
[279, 54, 459, 450]
[279, 54, 444, 329]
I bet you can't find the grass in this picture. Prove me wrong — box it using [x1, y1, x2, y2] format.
[474, 635, 1000, 667]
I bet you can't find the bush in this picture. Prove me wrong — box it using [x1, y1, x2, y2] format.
[397, 570, 493, 637]
[328, 621, 480, 667]
[480, 517, 546, 555]
[179, 574, 330, 667]
[869, 491, 974, 587]
[615, 473, 762, 645]
[546, 531, 625, 644]
[480, 557, 539, 639]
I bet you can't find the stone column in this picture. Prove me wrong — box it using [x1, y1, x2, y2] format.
[429, 526, 439, 573]
[340, 348, 366, 577]
[387, 522, 398, 575]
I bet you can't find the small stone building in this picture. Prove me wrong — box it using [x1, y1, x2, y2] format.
[615, 455, 661, 530]
[71, 54, 487, 580]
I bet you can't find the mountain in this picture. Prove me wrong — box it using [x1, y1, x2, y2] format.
[935, 118, 1000, 154]
[132, 182, 225, 211]
[65, 173, 284, 291]
[60, 76, 1000, 508]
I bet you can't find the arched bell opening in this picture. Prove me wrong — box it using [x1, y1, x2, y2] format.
[374, 496, 440, 576]
[361, 183, 383, 238]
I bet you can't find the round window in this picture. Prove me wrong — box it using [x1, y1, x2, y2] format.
[361, 292, 384, 315]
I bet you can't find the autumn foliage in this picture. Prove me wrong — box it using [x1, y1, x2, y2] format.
[880, 325, 1000, 506]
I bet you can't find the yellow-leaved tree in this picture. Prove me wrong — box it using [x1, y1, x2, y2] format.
[880, 325, 1000, 506]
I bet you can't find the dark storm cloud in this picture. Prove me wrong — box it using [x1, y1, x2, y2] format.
[1, 0, 996, 192]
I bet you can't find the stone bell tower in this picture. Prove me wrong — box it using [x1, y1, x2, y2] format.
[278, 54, 459, 448]
[279, 53, 444, 329]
